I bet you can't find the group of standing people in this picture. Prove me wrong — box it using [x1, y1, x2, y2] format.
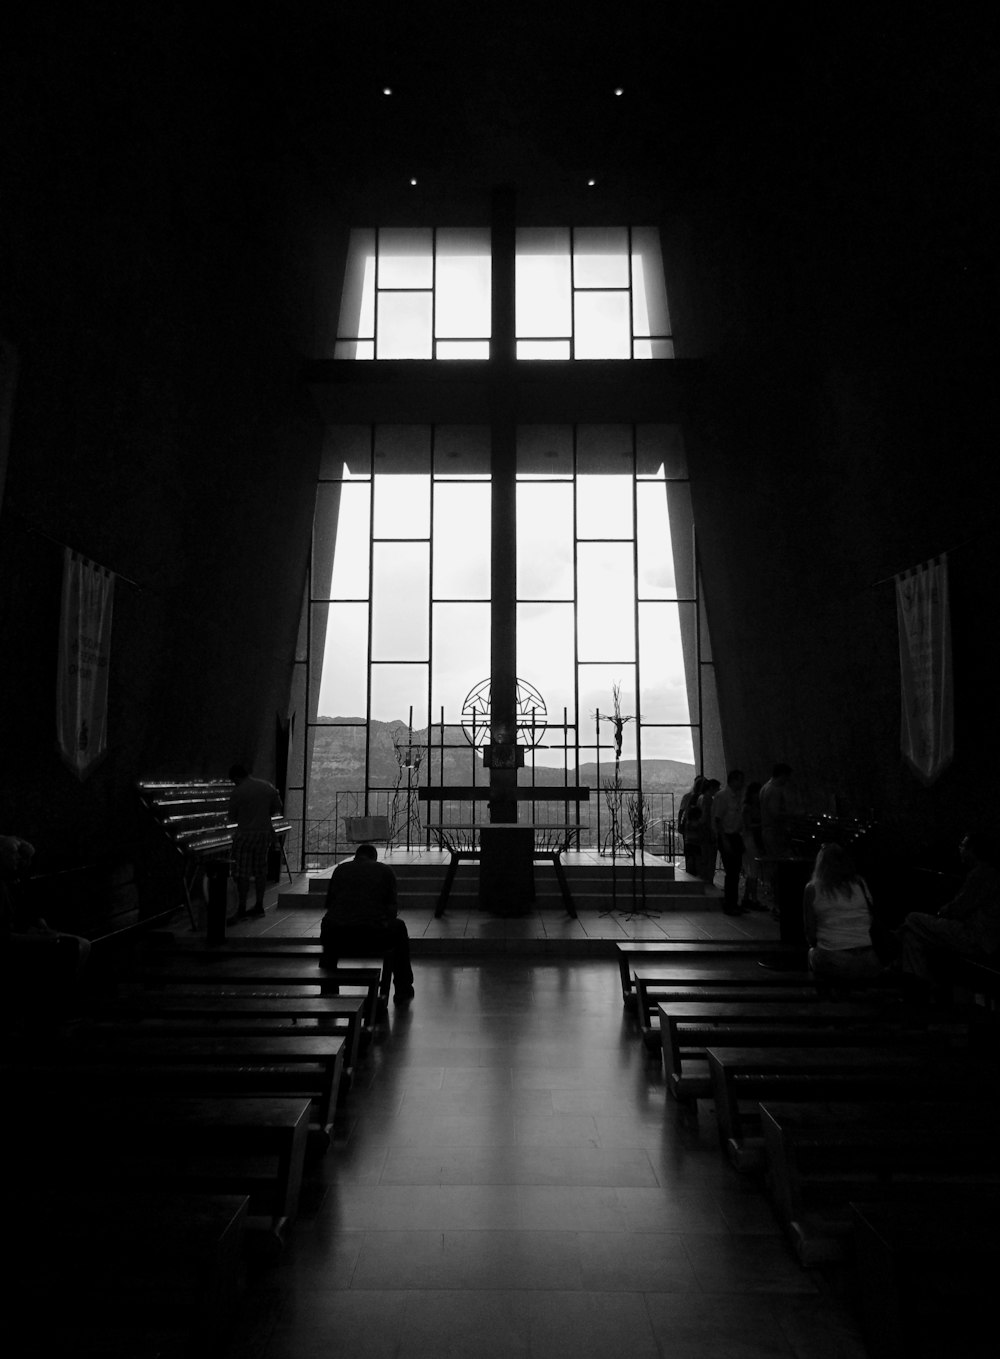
[677, 763, 794, 916]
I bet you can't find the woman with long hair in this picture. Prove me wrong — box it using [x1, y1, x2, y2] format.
[803, 842, 883, 989]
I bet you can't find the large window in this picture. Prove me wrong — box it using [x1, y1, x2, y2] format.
[336, 229, 492, 359]
[335, 225, 671, 360]
[301, 422, 698, 856]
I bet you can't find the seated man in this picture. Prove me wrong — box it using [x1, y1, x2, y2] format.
[320, 843, 414, 1004]
[899, 831, 1000, 995]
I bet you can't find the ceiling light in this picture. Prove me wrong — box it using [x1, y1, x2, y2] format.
[410, 177, 418, 186]
[383, 87, 392, 95]
[614, 87, 624, 96]
[587, 178, 596, 187]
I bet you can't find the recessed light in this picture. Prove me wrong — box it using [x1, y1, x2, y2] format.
[410, 177, 418, 186]
[614, 87, 624, 96]
[383, 87, 392, 95]
[587, 178, 596, 187]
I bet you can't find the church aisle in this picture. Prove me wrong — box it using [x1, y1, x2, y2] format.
[252, 960, 865, 1359]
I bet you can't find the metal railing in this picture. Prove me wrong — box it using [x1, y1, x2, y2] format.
[296, 789, 678, 870]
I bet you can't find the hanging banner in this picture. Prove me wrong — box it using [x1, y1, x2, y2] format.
[895, 553, 953, 783]
[56, 549, 115, 779]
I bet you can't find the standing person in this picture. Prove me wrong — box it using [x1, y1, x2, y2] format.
[740, 781, 765, 908]
[677, 775, 706, 874]
[803, 843, 882, 990]
[760, 763, 794, 858]
[320, 843, 414, 1004]
[226, 763, 282, 924]
[697, 778, 721, 884]
[713, 769, 746, 915]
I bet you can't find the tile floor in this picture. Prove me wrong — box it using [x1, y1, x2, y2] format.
[231, 900, 866, 1359]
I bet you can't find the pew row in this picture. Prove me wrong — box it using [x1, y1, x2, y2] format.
[703, 1042, 982, 1170]
[759, 1099, 1000, 1266]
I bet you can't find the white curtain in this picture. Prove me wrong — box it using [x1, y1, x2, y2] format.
[56, 549, 115, 779]
[895, 553, 953, 783]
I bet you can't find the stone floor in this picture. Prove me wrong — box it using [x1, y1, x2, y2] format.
[221, 893, 865, 1359]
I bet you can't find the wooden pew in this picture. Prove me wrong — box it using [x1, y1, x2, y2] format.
[102, 991, 368, 1081]
[3, 1094, 312, 1245]
[632, 961, 815, 1035]
[760, 1100, 1000, 1266]
[615, 940, 798, 1008]
[657, 999, 886, 1098]
[851, 1193, 1000, 1359]
[8, 1032, 347, 1141]
[704, 1042, 972, 1170]
[136, 953, 386, 1031]
[11, 1190, 248, 1358]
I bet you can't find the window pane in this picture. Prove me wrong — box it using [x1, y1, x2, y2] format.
[639, 603, 690, 721]
[308, 725, 367, 810]
[372, 542, 428, 660]
[577, 425, 633, 475]
[636, 482, 676, 599]
[517, 340, 570, 359]
[334, 339, 374, 360]
[377, 292, 432, 358]
[517, 603, 575, 744]
[436, 228, 491, 337]
[517, 482, 574, 599]
[577, 474, 633, 540]
[578, 666, 638, 759]
[314, 603, 368, 718]
[433, 481, 490, 599]
[378, 228, 433, 288]
[370, 663, 428, 726]
[373, 474, 430, 538]
[337, 228, 375, 338]
[637, 424, 687, 479]
[573, 227, 629, 287]
[641, 725, 695, 766]
[517, 425, 573, 478]
[577, 543, 635, 661]
[436, 341, 489, 359]
[516, 227, 571, 337]
[374, 425, 430, 476]
[634, 338, 675, 359]
[328, 482, 371, 599]
[432, 603, 490, 723]
[434, 425, 490, 477]
[631, 227, 671, 337]
[574, 291, 631, 359]
[321, 426, 371, 479]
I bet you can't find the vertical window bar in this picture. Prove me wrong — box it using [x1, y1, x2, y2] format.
[431, 228, 438, 358]
[571, 423, 581, 812]
[373, 228, 380, 360]
[364, 425, 376, 810]
[630, 425, 642, 808]
[569, 227, 576, 361]
[302, 544, 313, 873]
[627, 226, 636, 360]
[427, 424, 437, 774]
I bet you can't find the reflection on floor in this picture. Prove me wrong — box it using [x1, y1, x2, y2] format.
[225, 897, 864, 1359]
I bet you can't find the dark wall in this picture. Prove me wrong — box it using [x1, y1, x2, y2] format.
[0, 9, 326, 878]
[669, 18, 998, 863]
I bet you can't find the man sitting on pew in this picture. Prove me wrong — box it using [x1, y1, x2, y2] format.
[899, 831, 1000, 998]
[320, 844, 414, 1005]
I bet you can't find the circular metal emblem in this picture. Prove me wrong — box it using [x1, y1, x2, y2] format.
[460, 677, 548, 750]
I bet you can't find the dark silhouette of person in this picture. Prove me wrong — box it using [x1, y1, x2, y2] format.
[320, 843, 414, 1004]
[226, 763, 282, 923]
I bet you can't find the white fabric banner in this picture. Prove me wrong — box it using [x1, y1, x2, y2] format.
[895, 553, 953, 783]
[57, 549, 115, 779]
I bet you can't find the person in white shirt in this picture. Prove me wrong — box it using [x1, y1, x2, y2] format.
[803, 843, 882, 989]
